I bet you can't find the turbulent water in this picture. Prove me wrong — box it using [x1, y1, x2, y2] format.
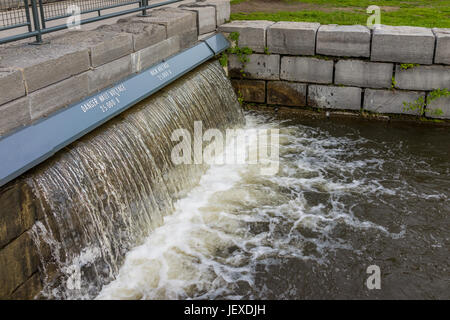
[26, 60, 449, 300]
[97, 112, 450, 300]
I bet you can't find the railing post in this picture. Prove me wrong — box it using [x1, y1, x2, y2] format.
[140, 0, 149, 16]
[23, 0, 33, 33]
[30, 0, 42, 43]
[38, 0, 46, 29]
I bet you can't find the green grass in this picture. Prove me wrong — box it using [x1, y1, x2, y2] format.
[230, 0, 450, 28]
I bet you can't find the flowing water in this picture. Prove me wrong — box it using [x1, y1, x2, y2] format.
[28, 61, 244, 299]
[97, 112, 450, 300]
[27, 60, 449, 300]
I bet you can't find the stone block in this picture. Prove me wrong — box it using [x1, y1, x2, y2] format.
[229, 54, 280, 80]
[180, 28, 199, 49]
[0, 44, 90, 93]
[231, 79, 266, 103]
[308, 85, 362, 110]
[29, 73, 89, 121]
[195, 0, 230, 25]
[0, 68, 25, 105]
[433, 28, 450, 65]
[267, 81, 307, 106]
[0, 97, 30, 137]
[316, 25, 371, 58]
[394, 65, 450, 91]
[219, 20, 274, 53]
[10, 272, 43, 300]
[371, 25, 435, 64]
[426, 95, 450, 119]
[180, 4, 216, 35]
[52, 30, 133, 67]
[0, 183, 36, 248]
[335, 60, 393, 89]
[88, 55, 133, 94]
[0, 232, 39, 298]
[267, 21, 320, 55]
[132, 8, 197, 39]
[131, 36, 181, 73]
[280, 57, 333, 84]
[363, 89, 425, 115]
[96, 18, 167, 52]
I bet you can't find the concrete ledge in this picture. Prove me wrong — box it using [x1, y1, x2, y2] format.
[52, 30, 134, 68]
[335, 60, 393, 89]
[308, 85, 362, 110]
[0, 45, 90, 93]
[267, 22, 320, 55]
[371, 26, 435, 64]
[317, 25, 371, 58]
[267, 81, 307, 106]
[97, 18, 167, 52]
[363, 89, 425, 115]
[88, 55, 133, 94]
[231, 79, 266, 103]
[280, 57, 333, 84]
[131, 36, 182, 73]
[219, 20, 274, 53]
[433, 28, 450, 65]
[229, 54, 280, 80]
[0, 232, 39, 299]
[426, 95, 450, 119]
[394, 65, 450, 91]
[29, 73, 89, 121]
[0, 68, 26, 105]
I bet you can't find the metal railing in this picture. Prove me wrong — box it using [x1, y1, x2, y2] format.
[0, 0, 183, 44]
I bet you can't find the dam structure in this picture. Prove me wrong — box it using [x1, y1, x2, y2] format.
[0, 0, 238, 299]
[1, 1, 450, 301]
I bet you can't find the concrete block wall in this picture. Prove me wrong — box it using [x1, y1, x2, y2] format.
[0, 0, 231, 138]
[0, 1, 230, 299]
[219, 21, 450, 119]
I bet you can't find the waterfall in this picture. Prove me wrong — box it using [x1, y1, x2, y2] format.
[26, 60, 244, 299]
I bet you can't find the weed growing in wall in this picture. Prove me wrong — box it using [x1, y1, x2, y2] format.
[218, 32, 253, 78]
[403, 88, 449, 116]
[400, 63, 420, 71]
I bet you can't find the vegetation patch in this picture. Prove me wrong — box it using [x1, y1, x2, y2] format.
[402, 88, 450, 116]
[231, 0, 450, 28]
[219, 32, 253, 78]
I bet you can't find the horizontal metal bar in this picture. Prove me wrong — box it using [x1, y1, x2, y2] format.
[0, 34, 230, 187]
[0, 30, 40, 44]
[0, 22, 31, 32]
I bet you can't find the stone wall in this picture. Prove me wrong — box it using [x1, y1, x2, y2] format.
[219, 21, 450, 119]
[0, 0, 230, 299]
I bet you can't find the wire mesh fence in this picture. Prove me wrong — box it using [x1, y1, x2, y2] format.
[41, 0, 140, 21]
[0, 0, 30, 30]
[0, 0, 181, 44]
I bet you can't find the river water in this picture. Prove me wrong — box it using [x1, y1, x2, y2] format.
[97, 111, 450, 300]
